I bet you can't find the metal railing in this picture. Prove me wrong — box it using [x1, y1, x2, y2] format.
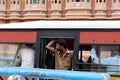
[0, 67, 111, 80]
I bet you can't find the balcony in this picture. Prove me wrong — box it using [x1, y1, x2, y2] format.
[24, 4, 46, 11]
[95, 3, 107, 10]
[9, 12, 20, 19]
[0, 11, 5, 18]
[0, 5, 6, 19]
[10, 4, 20, 11]
[111, 3, 120, 10]
[51, 4, 62, 10]
[65, 2, 91, 10]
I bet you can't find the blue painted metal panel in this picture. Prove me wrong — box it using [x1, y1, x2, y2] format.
[0, 67, 110, 80]
[0, 56, 14, 61]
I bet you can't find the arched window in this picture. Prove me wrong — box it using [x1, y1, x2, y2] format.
[13, 1, 16, 4]
[26, 0, 28, 4]
[42, 0, 45, 4]
[87, 0, 90, 2]
[55, 0, 57, 3]
[71, 0, 86, 2]
[52, 0, 61, 4]
[30, 0, 32, 4]
[96, 0, 106, 2]
[82, 0, 84, 2]
[113, 0, 116, 2]
[3, 0, 5, 4]
[38, 0, 40, 4]
[67, 0, 69, 2]
[33, 0, 37, 4]
[59, 0, 60, 3]
[76, 0, 80, 2]
[17, 0, 19, 4]
[11, 0, 20, 4]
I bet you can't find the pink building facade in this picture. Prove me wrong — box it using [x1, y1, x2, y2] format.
[0, 0, 119, 23]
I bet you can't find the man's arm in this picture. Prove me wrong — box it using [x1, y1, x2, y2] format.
[46, 40, 55, 51]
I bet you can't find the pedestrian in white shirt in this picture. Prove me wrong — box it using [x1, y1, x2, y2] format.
[14, 44, 35, 68]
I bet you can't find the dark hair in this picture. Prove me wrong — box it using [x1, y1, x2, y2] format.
[56, 39, 67, 48]
[25, 43, 33, 47]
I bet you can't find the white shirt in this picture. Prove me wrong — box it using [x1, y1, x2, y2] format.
[17, 48, 35, 68]
[90, 48, 120, 71]
[90, 48, 98, 63]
